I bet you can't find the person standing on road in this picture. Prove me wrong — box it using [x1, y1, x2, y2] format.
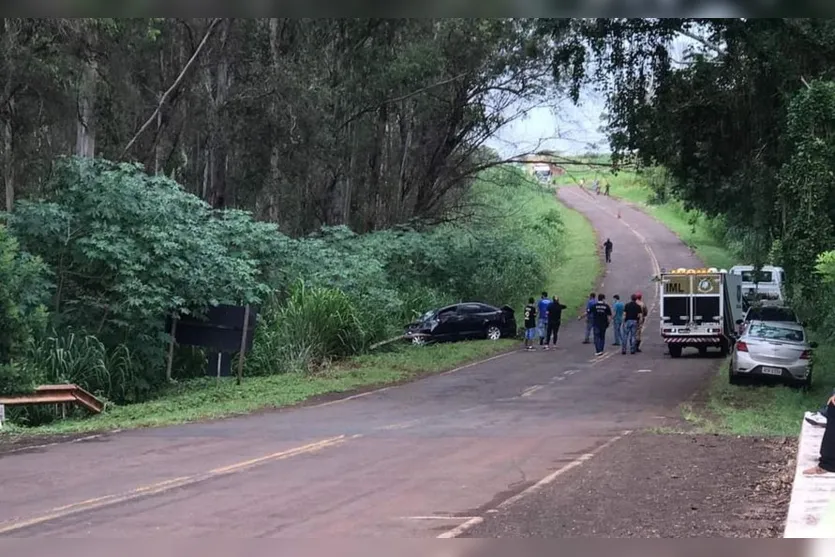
[612, 294, 625, 346]
[545, 295, 568, 348]
[804, 394, 835, 476]
[604, 181, 610, 196]
[603, 238, 613, 263]
[578, 292, 596, 344]
[592, 293, 612, 356]
[621, 294, 643, 355]
[593, 178, 600, 195]
[537, 292, 551, 349]
[634, 291, 649, 352]
[523, 297, 537, 351]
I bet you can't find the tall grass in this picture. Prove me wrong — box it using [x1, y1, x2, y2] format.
[247, 280, 370, 375]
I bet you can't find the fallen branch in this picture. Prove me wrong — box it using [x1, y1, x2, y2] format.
[369, 335, 407, 350]
[122, 18, 223, 158]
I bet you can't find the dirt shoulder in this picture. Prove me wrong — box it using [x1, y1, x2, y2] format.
[465, 432, 795, 538]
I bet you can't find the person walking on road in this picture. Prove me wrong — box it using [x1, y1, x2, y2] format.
[604, 181, 610, 196]
[592, 293, 612, 356]
[545, 295, 568, 348]
[621, 294, 643, 355]
[603, 238, 613, 263]
[634, 291, 649, 352]
[593, 178, 600, 195]
[523, 297, 537, 351]
[537, 292, 551, 349]
[579, 292, 596, 344]
[612, 294, 624, 346]
[804, 393, 835, 476]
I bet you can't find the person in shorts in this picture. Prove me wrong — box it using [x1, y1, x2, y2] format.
[523, 297, 537, 351]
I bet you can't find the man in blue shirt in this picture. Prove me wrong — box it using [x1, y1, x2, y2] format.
[611, 294, 625, 346]
[578, 292, 596, 344]
[537, 292, 551, 349]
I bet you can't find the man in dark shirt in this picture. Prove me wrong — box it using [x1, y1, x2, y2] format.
[603, 238, 613, 263]
[621, 293, 643, 355]
[578, 292, 596, 344]
[592, 293, 612, 356]
[545, 295, 568, 348]
[523, 297, 537, 351]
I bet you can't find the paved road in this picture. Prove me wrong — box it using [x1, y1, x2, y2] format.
[0, 187, 715, 539]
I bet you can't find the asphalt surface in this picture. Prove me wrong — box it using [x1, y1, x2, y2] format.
[0, 186, 715, 539]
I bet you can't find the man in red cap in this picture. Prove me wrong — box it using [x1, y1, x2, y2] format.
[634, 291, 648, 352]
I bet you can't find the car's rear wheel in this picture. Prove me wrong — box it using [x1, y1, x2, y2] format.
[486, 325, 502, 341]
[668, 344, 682, 358]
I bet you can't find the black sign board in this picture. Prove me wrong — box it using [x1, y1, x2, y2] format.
[166, 304, 259, 353]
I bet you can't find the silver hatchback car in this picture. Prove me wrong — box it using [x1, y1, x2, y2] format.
[729, 320, 816, 387]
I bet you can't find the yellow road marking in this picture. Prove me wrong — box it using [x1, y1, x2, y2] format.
[520, 385, 544, 398]
[0, 435, 353, 536]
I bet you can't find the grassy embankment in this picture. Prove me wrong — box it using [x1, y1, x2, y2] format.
[3, 178, 599, 436]
[594, 169, 830, 436]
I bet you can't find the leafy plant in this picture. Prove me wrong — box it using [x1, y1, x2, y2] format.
[0, 223, 51, 395]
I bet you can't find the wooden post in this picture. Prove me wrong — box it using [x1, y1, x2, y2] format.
[166, 315, 178, 382]
[236, 304, 251, 386]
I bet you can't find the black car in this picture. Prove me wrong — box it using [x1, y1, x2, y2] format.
[404, 303, 517, 345]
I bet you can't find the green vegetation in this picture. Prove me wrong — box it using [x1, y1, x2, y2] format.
[0, 160, 598, 434]
[2, 340, 515, 434]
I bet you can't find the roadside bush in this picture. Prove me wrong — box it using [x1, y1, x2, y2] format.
[0, 224, 51, 395]
[17, 331, 140, 403]
[5, 157, 282, 395]
[246, 280, 369, 375]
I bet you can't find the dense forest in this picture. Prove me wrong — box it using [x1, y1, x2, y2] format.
[0, 18, 573, 424]
[540, 18, 835, 326]
[4, 18, 835, 427]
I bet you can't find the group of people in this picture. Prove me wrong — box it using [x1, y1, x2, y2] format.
[578, 178, 610, 196]
[522, 292, 568, 350]
[580, 291, 648, 356]
[522, 290, 647, 356]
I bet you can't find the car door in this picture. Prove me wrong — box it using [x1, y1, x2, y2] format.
[431, 305, 461, 340]
[457, 304, 492, 338]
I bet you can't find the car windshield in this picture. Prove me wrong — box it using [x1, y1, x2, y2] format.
[748, 323, 804, 342]
[420, 310, 436, 321]
[741, 270, 774, 283]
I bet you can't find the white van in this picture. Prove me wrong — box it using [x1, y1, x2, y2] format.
[729, 265, 785, 301]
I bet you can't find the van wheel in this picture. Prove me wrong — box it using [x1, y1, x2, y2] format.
[668, 344, 682, 358]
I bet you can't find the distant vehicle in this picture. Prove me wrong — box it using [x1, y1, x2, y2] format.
[405, 303, 516, 346]
[729, 265, 786, 302]
[658, 267, 744, 358]
[729, 319, 816, 388]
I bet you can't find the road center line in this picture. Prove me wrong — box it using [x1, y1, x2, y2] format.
[520, 385, 544, 398]
[0, 435, 355, 536]
[437, 430, 632, 538]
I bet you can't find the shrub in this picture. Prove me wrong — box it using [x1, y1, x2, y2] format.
[0, 224, 51, 395]
[5, 157, 282, 394]
[246, 280, 369, 375]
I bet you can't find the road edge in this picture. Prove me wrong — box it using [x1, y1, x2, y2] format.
[784, 419, 835, 537]
[437, 430, 632, 538]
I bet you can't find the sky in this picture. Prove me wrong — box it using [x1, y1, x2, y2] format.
[485, 90, 609, 159]
[484, 32, 700, 160]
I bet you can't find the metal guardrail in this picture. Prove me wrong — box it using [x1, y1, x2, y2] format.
[0, 384, 104, 414]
